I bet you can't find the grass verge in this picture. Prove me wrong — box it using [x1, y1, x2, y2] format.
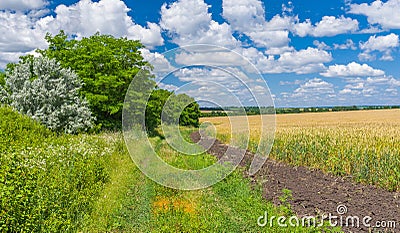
[87, 128, 341, 232]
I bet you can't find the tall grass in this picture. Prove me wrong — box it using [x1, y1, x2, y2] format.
[0, 107, 112, 232]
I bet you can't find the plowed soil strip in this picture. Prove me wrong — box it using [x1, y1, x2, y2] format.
[191, 131, 400, 233]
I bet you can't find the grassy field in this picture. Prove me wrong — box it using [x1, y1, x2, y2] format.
[0, 107, 112, 232]
[201, 109, 400, 191]
[87, 129, 339, 232]
[7, 105, 398, 231]
[1, 106, 340, 232]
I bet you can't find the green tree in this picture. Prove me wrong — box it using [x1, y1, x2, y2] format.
[146, 89, 172, 132]
[146, 89, 200, 133]
[38, 31, 154, 129]
[161, 93, 200, 127]
[176, 94, 200, 127]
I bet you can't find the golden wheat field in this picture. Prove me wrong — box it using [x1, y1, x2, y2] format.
[201, 109, 400, 191]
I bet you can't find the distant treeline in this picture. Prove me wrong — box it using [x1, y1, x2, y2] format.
[200, 105, 400, 117]
[200, 106, 273, 117]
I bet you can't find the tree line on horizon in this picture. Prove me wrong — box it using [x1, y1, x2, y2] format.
[200, 105, 400, 117]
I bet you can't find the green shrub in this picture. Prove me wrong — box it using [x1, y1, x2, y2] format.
[0, 107, 110, 232]
[0, 56, 94, 134]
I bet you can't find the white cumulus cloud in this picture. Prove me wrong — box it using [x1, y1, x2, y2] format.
[292, 78, 335, 98]
[277, 47, 332, 73]
[222, 0, 291, 49]
[240, 47, 332, 74]
[313, 40, 332, 50]
[160, 0, 238, 48]
[0, 11, 47, 53]
[333, 39, 357, 50]
[293, 16, 359, 37]
[222, 1, 358, 47]
[360, 33, 400, 52]
[0, 0, 48, 11]
[39, 0, 163, 47]
[139, 48, 175, 79]
[0, 0, 164, 68]
[321, 62, 385, 77]
[350, 0, 400, 29]
[358, 33, 399, 61]
[339, 75, 400, 98]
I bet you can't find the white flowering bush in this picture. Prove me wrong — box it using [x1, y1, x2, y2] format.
[0, 56, 94, 133]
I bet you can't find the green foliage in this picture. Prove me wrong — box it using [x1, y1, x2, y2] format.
[0, 71, 5, 86]
[160, 92, 200, 127]
[39, 31, 154, 130]
[200, 106, 274, 118]
[0, 107, 111, 232]
[146, 89, 172, 133]
[176, 94, 201, 127]
[146, 89, 200, 133]
[0, 56, 94, 134]
[0, 106, 53, 146]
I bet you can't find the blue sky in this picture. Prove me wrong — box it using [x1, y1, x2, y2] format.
[0, 0, 400, 107]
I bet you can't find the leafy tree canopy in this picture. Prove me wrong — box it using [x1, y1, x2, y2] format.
[146, 89, 200, 133]
[38, 31, 154, 129]
[146, 89, 172, 132]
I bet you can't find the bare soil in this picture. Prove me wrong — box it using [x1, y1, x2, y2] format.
[190, 131, 400, 233]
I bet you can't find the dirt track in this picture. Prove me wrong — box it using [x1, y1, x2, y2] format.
[191, 131, 400, 233]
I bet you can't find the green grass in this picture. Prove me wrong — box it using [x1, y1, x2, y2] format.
[87, 128, 341, 232]
[1, 107, 341, 232]
[0, 107, 111, 232]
